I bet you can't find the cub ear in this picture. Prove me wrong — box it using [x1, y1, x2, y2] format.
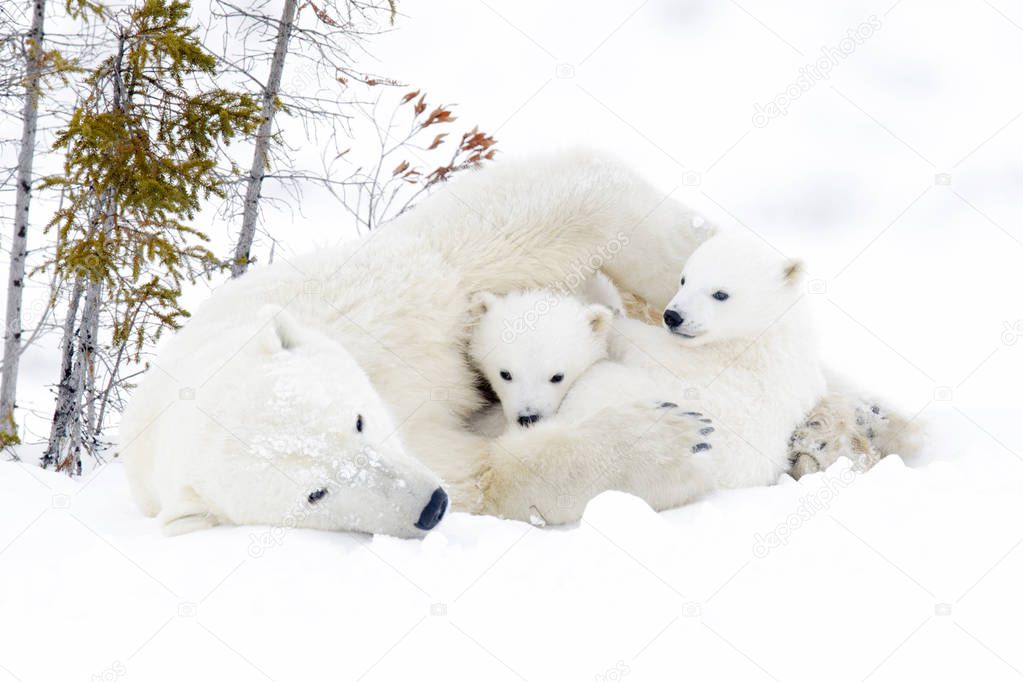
[257, 304, 305, 351]
[782, 259, 804, 285]
[468, 291, 499, 319]
[587, 304, 613, 335]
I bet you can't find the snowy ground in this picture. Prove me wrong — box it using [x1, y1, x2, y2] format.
[4, 0, 1023, 679]
[2, 416, 1023, 681]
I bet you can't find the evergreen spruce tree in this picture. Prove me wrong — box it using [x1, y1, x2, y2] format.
[40, 0, 260, 473]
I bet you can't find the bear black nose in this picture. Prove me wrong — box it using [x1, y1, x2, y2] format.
[517, 413, 541, 427]
[415, 487, 448, 531]
[663, 309, 683, 329]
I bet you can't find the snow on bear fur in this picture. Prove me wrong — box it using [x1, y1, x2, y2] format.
[120, 149, 713, 536]
[121, 303, 449, 537]
[477, 232, 827, 524]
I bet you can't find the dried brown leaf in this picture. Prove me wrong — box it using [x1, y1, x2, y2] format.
[427, 133, 447, 150]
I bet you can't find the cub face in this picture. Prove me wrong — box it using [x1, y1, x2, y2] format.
[662, 234, 804, 346]
[469, 290, 612, 428]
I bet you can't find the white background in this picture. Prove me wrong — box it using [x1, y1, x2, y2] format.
[2, 0, 1023, 680]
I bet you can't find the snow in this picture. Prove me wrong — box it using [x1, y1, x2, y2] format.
[2, 418, 1023, 681]
[3, 0, 1023, 678]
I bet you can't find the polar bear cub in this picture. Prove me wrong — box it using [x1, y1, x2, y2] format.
[482, 232, 827, 523]
[579, 231, 828, 490]
[467, 286, 614, 435]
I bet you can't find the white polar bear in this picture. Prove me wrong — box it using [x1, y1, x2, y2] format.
[120, 149, 713, 536]
[467, 288, 614, 431]
[464, 271, 637, 438]
[480, 232, 828, 524]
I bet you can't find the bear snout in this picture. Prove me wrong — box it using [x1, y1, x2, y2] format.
[414, 487, 449, 531]
[663, 308, 684, 329]
[517, 413, 541, 427]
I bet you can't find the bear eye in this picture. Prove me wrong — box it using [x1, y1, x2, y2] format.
[550, 373, 564, 384]
[308, 488, 328, 504]
[500, 370, 512, 381]
[679, 276, 685, 286]
[712, 291, 730, 301]
[356, 414, 364, 432]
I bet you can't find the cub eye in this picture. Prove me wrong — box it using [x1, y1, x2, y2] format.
[550, 373, 564, 384]
[356, 414, 364, 432]
[680, 276, 686, 286]
[712, 291, 730, 301]
[308, 488, 328, 504]
[500, 370, 512, 381]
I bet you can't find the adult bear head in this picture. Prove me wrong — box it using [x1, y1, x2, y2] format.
[122, 304, 447, 539]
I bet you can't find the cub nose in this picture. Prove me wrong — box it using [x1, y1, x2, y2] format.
[415, 487, 448, 531]
[517, 413, 541, 427]
[663, 309, 684, 329]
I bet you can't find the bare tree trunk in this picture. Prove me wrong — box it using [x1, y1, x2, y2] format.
[93, 340, 126, 436]
[82, 282, 102, 452]
[41, 277, 82, 470]
[0, 0, 46, 442]
[61, 277, 100, 474]
[42, 277, 100, 475]
[43, 35, 126, 474]
[230, 0, 298, 278]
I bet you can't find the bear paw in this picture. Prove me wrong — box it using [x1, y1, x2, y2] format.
[787, 397, 884, 479]
[655, 401, 715, 454]
[854, 400, 889, 443]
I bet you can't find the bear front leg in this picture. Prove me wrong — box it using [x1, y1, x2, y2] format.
[478, 401, 718, 525]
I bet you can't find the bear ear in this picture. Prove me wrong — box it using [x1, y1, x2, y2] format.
[783, 259, 804, 285]
[468, 291, 499, 319]
[161, 511, 217, 536]
[587, 304, 613, 335]
[257, 304, 305, 351]
[158, 488, 218, 536]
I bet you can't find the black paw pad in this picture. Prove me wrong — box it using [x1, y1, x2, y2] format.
[658, 401, 678, 409]
[692, 442, 712, 453]
[700, 426, 715, 436]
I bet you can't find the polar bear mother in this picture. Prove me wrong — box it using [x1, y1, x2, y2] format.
[121, 149, 713, 536]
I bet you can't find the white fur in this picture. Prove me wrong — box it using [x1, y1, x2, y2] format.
[468, 290, 612, 428]
[585, 232, 825, 490]
[580, 271, 625, 315]
[479, 232, 827, 523]
[121, 304, 445, 537]
[120, 148, 715, 535]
